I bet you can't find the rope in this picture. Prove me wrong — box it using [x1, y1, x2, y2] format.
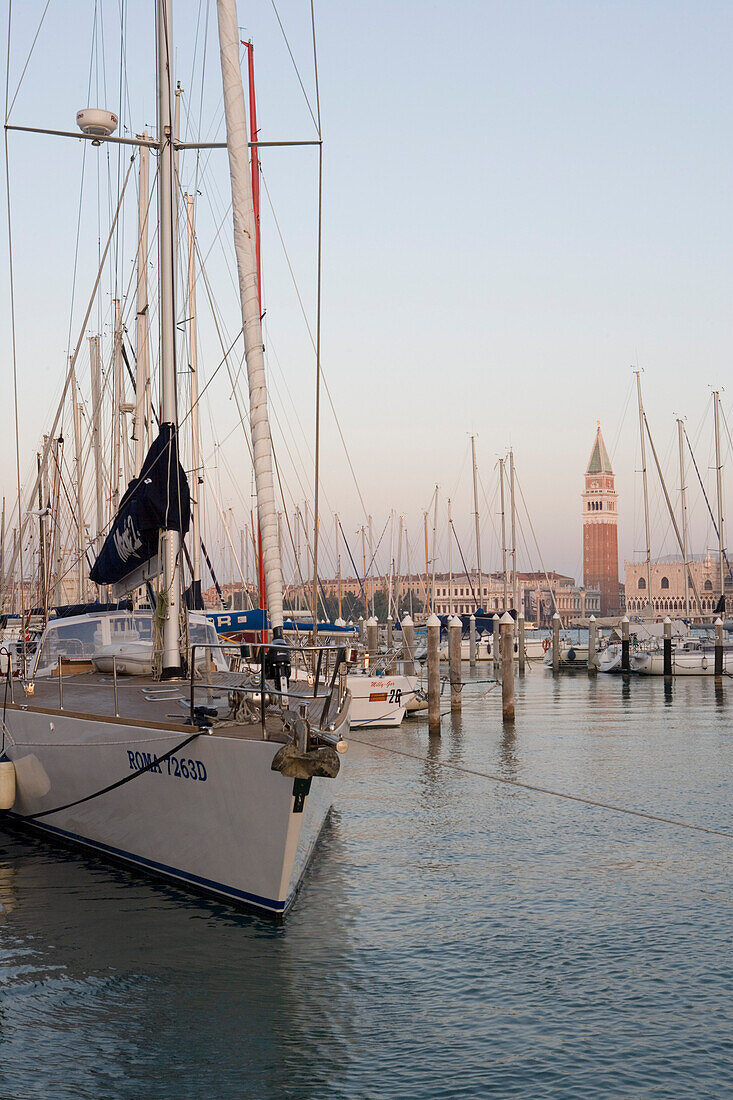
[23, 730, 201, 821]
[348, 736, 733, 839]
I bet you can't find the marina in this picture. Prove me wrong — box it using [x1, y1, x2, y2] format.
[0, 0, 732, 1095]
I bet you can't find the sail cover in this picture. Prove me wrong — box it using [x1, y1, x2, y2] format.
[90, 425, 190, 588]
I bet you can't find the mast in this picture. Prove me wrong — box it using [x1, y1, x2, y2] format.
[134, 132, 151, 473]
[387, 510, 395, 620]
[112, 299, 122, 513]
[677, 418, 691, 620]
[471, 434, 482, 611]
[157, 0, 183, 676]
[448, 497, 453, 616]
[72, 367, 86, 602]
[635, 370, 652, 611]
[499, 457, 507, 610]
[335, 513, 342, 620]
[368, 515, 374, 618]
[186, 193, 202, 606]
[89, 336, 104, 554]
[713, 390, 726, 610]
[216, 0, 284, 637]
[395, 514, 403, 622]
[423, 512, 430, 613]
[431, 486, 439, 614]
[509, 449, 517, 613]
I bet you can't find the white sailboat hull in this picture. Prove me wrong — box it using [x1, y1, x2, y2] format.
[633, 650, 733, 676]
[3, 709, 337, 915]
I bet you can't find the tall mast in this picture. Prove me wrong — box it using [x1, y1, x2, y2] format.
[395, 514, 403, 622]
[368, 515, 374, 617]
[157, 0, 183, 676]
[72, 367, 86, 602]
[713, 389, 726, 609]
[387, 509, 395, 620]
[471, 434, 482, 611]
[431, 486, 439, 614]
[448, 497, 453, 616]
[134, 132, 151, 473]
[509, 448, 517, 612]
[112, 299, 122, 512]
[635, 370, 652, 611]
[89, 336, 104, 554]
[335, 513, 342, 620]
[217, 0, 284, 638]
[186, 193, 202, 606]
[423, 512, 430, 613]
[499, 457, 507, 610]
[677, 417, 691, 620]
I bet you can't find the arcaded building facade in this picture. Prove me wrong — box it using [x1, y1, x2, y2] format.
[582, 425, 619, 616]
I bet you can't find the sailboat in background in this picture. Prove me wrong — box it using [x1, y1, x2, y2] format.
[0, 0, 350, 916]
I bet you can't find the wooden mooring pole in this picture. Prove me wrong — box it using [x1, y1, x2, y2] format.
[588, 614, 597, 676]
[469, 613, 477, 667]
[552, 612, 560, 674]
[663, 616, 672, 678]
[500, 611, 515, 722]
[621, 615, 630, 677]
[714, 617, 724, 680]
[427, 612, 441, 733]
[449, 615, 462, 712]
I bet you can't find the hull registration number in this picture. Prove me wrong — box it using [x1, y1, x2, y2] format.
[127, 750, 208, 782]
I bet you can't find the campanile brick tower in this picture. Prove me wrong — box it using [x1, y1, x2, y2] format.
[582, 424, 619, 616]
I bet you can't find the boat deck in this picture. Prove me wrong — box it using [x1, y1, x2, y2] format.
[5, 667, 346, 743]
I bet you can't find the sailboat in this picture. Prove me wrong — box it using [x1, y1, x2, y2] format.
[0, 0, 350, 916]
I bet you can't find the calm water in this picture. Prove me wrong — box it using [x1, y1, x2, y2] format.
[0, 670, 731, 1099]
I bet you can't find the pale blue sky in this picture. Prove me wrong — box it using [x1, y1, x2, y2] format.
[2, 0, 733, 586]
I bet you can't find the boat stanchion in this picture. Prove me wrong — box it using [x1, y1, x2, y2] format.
[663, 617, 672, 679]
[552, 612, 561, 674]
[112, 655, 119, 717]
[426, 613, 441, 734]
[714, 617, 724, 680]
[448, 616, 462, 712]
[621, 616, 630, 678]
[517, 613, 526, 676]
[469, 613, 477, 668]
[588, 615, 597, 676]
[57, 660, 64, 711]
[501, 612, 515, 722]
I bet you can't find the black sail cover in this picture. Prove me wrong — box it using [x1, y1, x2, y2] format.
[90, 424, 190, 587]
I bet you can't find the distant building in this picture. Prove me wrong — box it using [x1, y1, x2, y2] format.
[582, 424, 619, 616]
[624, 555, 720, 617]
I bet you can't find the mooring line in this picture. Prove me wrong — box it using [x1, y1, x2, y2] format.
[348, 737, 733, 839]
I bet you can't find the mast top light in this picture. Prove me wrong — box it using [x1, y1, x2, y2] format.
[76, 109, 118, 143]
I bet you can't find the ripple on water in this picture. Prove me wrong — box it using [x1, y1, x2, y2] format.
[0, 673, 731, 1098]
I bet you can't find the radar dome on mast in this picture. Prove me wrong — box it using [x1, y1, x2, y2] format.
[76, 108, 118, 145]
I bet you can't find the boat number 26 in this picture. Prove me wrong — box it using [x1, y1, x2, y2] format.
[388, 688, 401, 705]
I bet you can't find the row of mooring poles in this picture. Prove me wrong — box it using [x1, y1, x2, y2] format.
[426, 609, 521, 734]
[423, 607, 727, 739]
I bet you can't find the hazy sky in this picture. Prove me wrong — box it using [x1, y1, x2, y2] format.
[2, 0, 733, 587]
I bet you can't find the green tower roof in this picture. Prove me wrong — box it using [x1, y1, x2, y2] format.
[586, 425, 612, 475]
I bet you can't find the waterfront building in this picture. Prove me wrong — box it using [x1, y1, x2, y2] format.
[624, 555, 721, 617]
[582, 424, 619, 616]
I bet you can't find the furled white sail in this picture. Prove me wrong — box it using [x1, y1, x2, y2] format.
[216, 0, 284, 630]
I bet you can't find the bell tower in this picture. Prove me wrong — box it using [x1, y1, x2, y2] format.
[582, 423, 619, 616]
